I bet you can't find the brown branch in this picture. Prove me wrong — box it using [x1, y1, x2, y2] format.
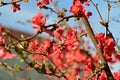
[45, 15, 74, 28]
[0, 0, 23, 7]
[91, 0, 120, 55]
[106, 0, 111, 23]
[42, 6, 58, 14]
[5, 30, 21, 42]
[0, 62, 29, 71]
[103, 0, 119, 3]
[4, 29, 39, 42]
[81, 17, 114, 79]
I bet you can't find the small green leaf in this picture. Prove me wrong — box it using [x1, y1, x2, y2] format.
[48, 64, 56, 75]
[14, 46, 28, 60]
[61, 70, 66, 74]
[20, 58, 24, 62]
[41, 63, 46, 74]
[14, 64, 20, 71]
[60, 70, 67, 77]
[20, 34, 25, 39]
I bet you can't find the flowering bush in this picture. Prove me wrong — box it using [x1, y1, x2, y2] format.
[0, 0, 120, 80]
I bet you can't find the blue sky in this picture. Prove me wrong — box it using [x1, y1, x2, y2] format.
[0, 0, 72, 33]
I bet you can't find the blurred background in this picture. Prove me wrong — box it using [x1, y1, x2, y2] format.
[1, 0, 120, 80]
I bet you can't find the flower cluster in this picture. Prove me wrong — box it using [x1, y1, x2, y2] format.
[36, 0, 52, 8]
[84, 58, 95, 71]
[114, 71, 120, 80]
[95, 33, 116, 62]
[65, 28, 79, 50]
[42, 0, 52, 5]
[27, 27, 89, 79]
[32, 12, 46, 30]
[70, 0, 92, 18]
[0, 47, 16, 60]
[11, 3, 21, 12]
[98, 72, 107, 80]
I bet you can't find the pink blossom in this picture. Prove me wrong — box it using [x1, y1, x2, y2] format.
[42, 0, 52, 5]
[114, 71, 120, 80]
[70, 0, 85, 15]
[84, 58, 95, 71]
[0, 47, 16, 60]
[11, 4, 21, 12]
[95, 33, 116, 62]
[27, 40, 40, 51]
[32, 12, 46, 28]
[54, 27, 64, 38]
[65, 28, 78, 50]
[40, 39, 51, 52]
[98, 72, 107, 80]
[70, 0, 92, 18]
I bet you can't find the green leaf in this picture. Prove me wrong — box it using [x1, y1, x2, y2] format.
[20, 34, 25, 39]
[14, 64, 20, 71]
[60, 70, 67, 77]
[14, 46, 27, 60]
[41, 63, 46, 74]
[48, 64, 56, 75]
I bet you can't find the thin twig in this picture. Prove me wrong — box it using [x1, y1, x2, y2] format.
[4, 30, 39, 42]
[106, 0, 111, 23]
[45, 15, 74, 28]
[103, 0, 119, 3]
[88, 67, 105, 80]
[90, 0, 104, 22]
[0, 62, 30, 71]
[43, 6, 58, 14]
[0, 0, 23, 7]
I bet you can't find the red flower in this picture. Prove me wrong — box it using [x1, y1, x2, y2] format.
[98, 72, 107, 80]
[114, 71, 120, 80]
[65, 28, 78, 50]
[40, 39, 51, 53]
[95, 33, 116, 62]
[70, 0, 85, 15]
[27, 40, 40, 51]
[36, 0, 52, 7]
[0, 47, 16, 60]
[32, 12, 46, 28]
[70, 0, 92, 18]
[11, 3, 21, 12]
[54, 27, 64, 38]
[84, 58, 95, 71]
[42, 0, 52, 5]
